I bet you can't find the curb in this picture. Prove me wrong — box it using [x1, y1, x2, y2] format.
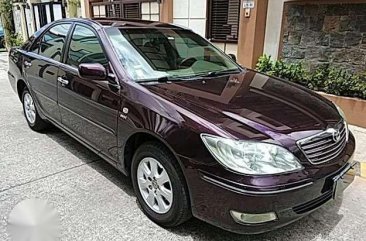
[354, 162, 366, 178]
[361, 162, 366, 178]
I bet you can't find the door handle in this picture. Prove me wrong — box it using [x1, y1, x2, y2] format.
[57, 77, 69, 86]
[24, 61, 32, 68]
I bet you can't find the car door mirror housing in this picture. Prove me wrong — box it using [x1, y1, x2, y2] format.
[78, 63, 107, 80]
[228, 54, 237, 62]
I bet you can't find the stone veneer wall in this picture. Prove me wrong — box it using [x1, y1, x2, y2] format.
[281, 3, 366, 73]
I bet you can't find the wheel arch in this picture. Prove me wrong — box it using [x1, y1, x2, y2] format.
[122, 131, 186, 178]
[122, 130, 192, 208]
[16, 79, 27, 101]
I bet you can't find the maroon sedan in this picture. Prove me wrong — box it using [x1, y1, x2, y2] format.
[8, 18, 356, 234]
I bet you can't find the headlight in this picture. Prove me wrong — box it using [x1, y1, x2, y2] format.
[334, 104, 349, 141]
[335, 104, 347, 121]
[201, 134, 303, 175]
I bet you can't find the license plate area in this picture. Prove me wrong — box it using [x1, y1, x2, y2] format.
[332, 164, 354, 199]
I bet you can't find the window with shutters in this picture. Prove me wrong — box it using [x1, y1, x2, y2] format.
[92, 1, 141, 19]
[124, 3, 141, 19]
[207, 0, 241, 43]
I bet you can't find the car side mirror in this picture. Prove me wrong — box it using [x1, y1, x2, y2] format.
[78, 63, 107, 80]
[228, 54, 237, 62]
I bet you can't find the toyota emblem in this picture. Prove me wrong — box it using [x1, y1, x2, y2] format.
[332, 129, 341, 142]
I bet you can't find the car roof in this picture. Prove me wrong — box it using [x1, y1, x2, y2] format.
[54, 18, 188, 30]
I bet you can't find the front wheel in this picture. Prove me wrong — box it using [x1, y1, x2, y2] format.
[131, 142, 191, 227]
[22, 89, 49, 131]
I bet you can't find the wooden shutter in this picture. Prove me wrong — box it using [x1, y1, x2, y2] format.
[106, 3, 122, 18]
[123, 3, 141, 19]
[96, 1, 141, 19]
[207, 0, 240, 42]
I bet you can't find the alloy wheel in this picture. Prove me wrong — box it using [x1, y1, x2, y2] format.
[137, 157, 173, 214]
[23, 92, 36, 124]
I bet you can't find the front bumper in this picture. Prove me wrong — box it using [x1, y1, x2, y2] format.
[183, 160, 355, 234]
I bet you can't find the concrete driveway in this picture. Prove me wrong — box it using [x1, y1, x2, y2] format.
[1, 52, 366, 241]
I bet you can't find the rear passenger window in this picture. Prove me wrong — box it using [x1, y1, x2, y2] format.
[39, 24, 71, 62]
[66, 25, 108, 67]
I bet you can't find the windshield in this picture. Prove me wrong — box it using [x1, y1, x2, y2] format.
[106, 27, 239, 82]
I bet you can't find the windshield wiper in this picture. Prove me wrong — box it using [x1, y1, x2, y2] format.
[201, 68, 242, 78]
[137, 68, 242, 84]
[137, 76, 183, 84]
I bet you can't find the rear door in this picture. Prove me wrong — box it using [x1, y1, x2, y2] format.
[24, 23, 72, 122]
[57, 24, 120, 161]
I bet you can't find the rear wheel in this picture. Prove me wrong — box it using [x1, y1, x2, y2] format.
[22, 89, 49, 131]
[131, 142, 191, 227]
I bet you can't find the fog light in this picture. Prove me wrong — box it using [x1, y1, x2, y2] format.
[230, 210, 277, 224]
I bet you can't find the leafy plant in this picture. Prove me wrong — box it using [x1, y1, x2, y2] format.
[0, 0, 14, 49]
[256, 55, 366, 100]
[9, 34, 23, 47]
[256, 55, 306, 84]
[68, 0, 80, 17]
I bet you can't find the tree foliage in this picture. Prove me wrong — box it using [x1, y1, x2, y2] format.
[0, 0, 14, 49]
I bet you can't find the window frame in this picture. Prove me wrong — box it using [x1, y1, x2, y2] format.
[63, 23, 110, 69]
[38, 23, 73, 62]
[206, 0, 241, 43]
[27, 22, 73, 63]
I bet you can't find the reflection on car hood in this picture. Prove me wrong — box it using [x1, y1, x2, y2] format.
[143, 69, 341, 142]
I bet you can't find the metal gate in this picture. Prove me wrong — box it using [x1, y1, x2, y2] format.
[91, 0, 157, 19]
[32, 2, 66, 30]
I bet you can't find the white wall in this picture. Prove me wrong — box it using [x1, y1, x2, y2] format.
[80, 0, 87, 17]
[13, 3, 34, 40]
[213, 43, 238, 56]
[13, 7, 23, 36]
[263, 0, 289, 60]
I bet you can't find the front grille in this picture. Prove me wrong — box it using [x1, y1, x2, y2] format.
[297, 122, 347, 165]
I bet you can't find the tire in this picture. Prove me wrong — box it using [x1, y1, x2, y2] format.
[131, 142, 191, 227]
[22, 89, 49, 131]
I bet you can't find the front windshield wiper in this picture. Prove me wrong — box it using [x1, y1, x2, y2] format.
[200, 68, 242, 78]
[137, 76, 183, 84]
[137, 68, 242, 84]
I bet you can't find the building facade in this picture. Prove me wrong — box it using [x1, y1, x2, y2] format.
[14, 0, 366, 71]
[12, 0, 69, 42]
[264, 0, 366, 73]
[82, 0, 268, 68]
[81, 0, 366, 71]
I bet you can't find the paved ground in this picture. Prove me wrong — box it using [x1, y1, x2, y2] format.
[350, 125, 366, 162]
[1, 52, 366, 241]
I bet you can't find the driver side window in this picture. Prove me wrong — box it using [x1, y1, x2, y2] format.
[66, 25, 108, 67]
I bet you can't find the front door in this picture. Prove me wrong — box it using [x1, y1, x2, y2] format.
[57, 24, 120, 161]
[24, 23, 72, 122]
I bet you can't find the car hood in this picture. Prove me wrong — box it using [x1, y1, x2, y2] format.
[142, 69, 341, 143]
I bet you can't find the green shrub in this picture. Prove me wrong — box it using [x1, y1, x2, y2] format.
[257, 55, 306, 83]
[9, 34, 24, 47]
[0, 0, 14, 50]
[256, 55, 366, 100]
